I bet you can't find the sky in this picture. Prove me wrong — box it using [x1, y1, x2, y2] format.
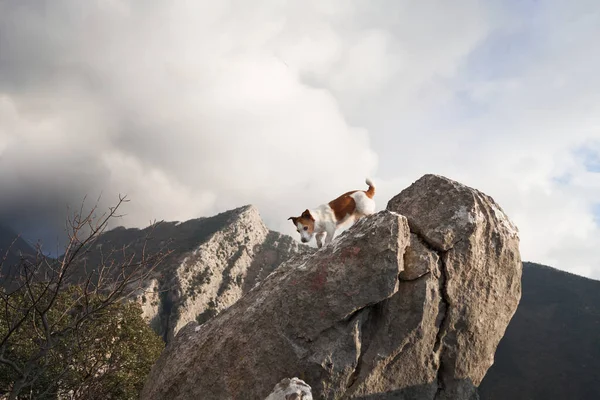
[0, 0, 599, 279]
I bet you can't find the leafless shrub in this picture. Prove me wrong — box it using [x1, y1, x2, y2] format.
[0, 195, 172, 399]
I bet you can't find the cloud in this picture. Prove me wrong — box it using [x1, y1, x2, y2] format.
[0, 0, 599, 279]
[0, 0, 381, 242]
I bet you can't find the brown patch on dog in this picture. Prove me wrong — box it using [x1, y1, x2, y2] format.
[328, 190, 358, 222]
[288, 209, 315, 233]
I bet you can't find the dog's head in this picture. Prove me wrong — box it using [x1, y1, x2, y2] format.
[288, 209, 315, 243]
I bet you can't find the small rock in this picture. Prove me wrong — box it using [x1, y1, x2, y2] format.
[264, 377, 313, 400]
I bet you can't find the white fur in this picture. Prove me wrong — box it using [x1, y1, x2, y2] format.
[351, 190, 376, 216]
[309, 204, 339, 246]
[296, 221, 313, 243]
[299, 178, 376, 248]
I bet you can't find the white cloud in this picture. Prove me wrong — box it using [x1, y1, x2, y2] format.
[0, 0, 599, 279]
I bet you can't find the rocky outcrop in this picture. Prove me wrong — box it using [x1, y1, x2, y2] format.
[265, 378, 313, 400]
[172, 205, 269, 333]
[162, 206, 313, 340]
[140, 175, 522, 399]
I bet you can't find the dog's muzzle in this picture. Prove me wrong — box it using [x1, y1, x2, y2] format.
[301, 238, 308, 243]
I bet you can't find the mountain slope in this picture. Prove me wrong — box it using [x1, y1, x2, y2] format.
[479, 262, 600, 400]
[0, 224, 37, 283]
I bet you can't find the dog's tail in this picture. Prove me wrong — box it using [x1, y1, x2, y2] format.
[365, 178, 376, 198]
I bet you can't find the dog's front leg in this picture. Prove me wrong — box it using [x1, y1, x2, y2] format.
[316, 232, 325, 248]
[324, 229, 335, 246]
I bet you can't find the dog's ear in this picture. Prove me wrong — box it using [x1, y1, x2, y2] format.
[288, 216, 297, 224]
[301, 209, 313, 220]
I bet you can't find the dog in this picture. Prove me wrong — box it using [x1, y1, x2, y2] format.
[288, 178, 376, 248]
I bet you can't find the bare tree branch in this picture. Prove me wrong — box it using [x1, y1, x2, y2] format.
[0, 195, 172, 399]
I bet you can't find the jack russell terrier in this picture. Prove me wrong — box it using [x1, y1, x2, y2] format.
[288, 178, 376, 248]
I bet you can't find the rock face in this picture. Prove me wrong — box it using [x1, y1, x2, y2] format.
[141, 175, 522, 399]
[168, 205, 295, 335]
[134, 278, 161, 324]
[265, 377, 313, 400]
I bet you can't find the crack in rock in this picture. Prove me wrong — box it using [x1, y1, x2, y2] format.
[398, 270, 432, 282]
[433, 252, 451, 400]
[346, 302, 383, 391]
[408, 229, 453, 400]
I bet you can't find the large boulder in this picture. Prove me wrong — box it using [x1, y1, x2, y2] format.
[140, 175, 522, 400]
[386, 174, 522, 399]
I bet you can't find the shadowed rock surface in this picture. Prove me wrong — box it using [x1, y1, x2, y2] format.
[141, 174, 522, 400]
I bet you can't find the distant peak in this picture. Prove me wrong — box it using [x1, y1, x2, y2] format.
[236, 204, 258, 213]
[229, 204, 262, 219]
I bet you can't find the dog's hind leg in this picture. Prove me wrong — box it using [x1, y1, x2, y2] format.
[324, 228, 335, 246]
